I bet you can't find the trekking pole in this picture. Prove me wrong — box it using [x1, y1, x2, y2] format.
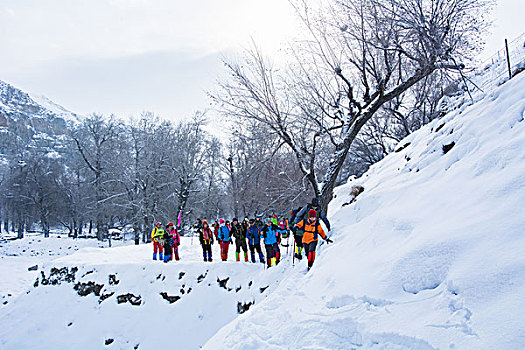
[292, 238, 295, 267]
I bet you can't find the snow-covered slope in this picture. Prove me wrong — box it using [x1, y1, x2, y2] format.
[204, 73, 525, 348]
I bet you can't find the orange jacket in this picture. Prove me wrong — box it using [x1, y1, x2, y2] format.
[296, 218, 326, 244]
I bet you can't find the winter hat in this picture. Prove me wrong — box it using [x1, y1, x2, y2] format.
[155, 222, 162, 227]
[219, 219, 225, 224]
[308, 209, 317, 218]
[232, 217, 238, 222]
[311, 198, 320, 207]
[167, 222, 174, 227]
[202, 220, 208, 225]
[265, 218, 272, 224]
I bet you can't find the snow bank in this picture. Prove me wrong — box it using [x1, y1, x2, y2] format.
[204, 73, 525, 349]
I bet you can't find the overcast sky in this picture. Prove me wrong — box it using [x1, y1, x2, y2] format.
[0, 0, 523, 122]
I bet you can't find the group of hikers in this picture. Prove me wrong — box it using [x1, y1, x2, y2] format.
[150, 198, 333, 270]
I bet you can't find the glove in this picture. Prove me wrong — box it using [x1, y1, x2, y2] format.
[325, 238, 333, 244]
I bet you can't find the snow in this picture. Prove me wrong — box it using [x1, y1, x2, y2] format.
[1, 68, 524, 348]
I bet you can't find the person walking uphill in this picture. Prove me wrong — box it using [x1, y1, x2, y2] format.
[294, 198, 331, 231]
[218, 219, 231, 261]
[295, 209, 333, 271]
[151, 222, 165, 261]
[200, 220, 214, 262]
[231, 218, 249, 262]
[247, 219, 265, 263]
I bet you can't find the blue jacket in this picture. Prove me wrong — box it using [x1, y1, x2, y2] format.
[218, 225, 231, 242]
[261, 224, 280, 245]
[246, 225, 261, 245]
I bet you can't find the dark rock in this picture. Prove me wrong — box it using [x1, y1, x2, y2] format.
[197, 272, 207, 283]
[99, 292, 115, 303]
[217, 277, 230, 289]
[67, 322, 73, 327]
[74, 281, 103, 297]
[105, 338, 114, 345]
[260, 286, 269, 293]
[117, 293, 141, 306]
[159, 292, 180, 304]
[178, 272, 185, 280]
[108, 274, 119, 285]
[237, 301, 255, 314]
[442, 141, 455, 154]
[435, 123, 445, 132]
[236, 286, 242, 293]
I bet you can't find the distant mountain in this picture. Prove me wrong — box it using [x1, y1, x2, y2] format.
[0, 80, 80, 162]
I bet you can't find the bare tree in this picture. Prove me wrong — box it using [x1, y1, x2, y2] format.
[214, 0, 490, 211]
[73, 114, 121, 240]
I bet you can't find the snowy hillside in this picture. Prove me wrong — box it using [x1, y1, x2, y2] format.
[203, 73, 525, 347]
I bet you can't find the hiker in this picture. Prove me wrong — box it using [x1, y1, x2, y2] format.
[255, 215, 264, 231]
[200, 220, 214, 262]
[262, 218, 280, 268]
[295, 209, 333, 270]
[160, 224, 175, 263]
[231, 218, 249, 262]
[279, 217, 289, 238]
[151, 222, 165, 261]
[165, 222, 180, 261]
[294, 198, 331, 231]
[247, 218, 265, 263]
[218, 219, 231, 261]
[212, 221, 220, 241]
[290, 207, 304, 260]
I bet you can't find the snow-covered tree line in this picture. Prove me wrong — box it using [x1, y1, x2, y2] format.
[0, 109, 316, 242]
[213, 0, 491, 212]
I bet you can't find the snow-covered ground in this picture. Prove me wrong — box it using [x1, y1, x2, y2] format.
[0, 233, 134, 309]
[0, 234, 292, 349]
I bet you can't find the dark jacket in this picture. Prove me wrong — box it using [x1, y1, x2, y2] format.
[231, 223, 246, 240]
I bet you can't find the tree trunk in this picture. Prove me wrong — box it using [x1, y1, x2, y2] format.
[134, 223, 140, 245]
[17, 212, 24, 239]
